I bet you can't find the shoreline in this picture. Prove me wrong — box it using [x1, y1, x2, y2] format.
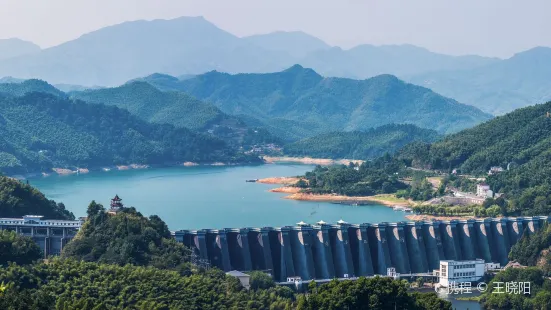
[263, 156, 364, 166]
[11, 161, 258, 180]
[257, 177, 302, 185]
[10, 155, 365, 179]
[257, 176, 411, 207]
[280, 192, 411, 206]
[266, 186, 410, 207]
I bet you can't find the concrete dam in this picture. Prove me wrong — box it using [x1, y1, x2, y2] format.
[173, 216, 550, 282]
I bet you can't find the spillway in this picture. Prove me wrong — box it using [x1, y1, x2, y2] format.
[173, 216, 549, 280]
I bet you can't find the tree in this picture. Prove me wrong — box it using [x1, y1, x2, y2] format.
[86, 200, 104, 217]
[62, 207, 190, 270]
[0, 230, 42, 265]
[486, 205, 501, 217]
[415, 277, 424, 288]
[249, 271, 275, 290]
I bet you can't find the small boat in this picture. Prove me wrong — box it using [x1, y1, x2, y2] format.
[245, 179, 258, 182]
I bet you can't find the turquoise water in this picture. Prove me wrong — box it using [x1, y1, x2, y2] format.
[416, 289, 482, 310]
[29, 164, 407, 230]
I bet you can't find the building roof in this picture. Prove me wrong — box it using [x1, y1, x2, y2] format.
[337, 219, 348, 224]
[316, 220, 327, 225]
[226, 270, 250, 277]
[112, 194, 122, 201]
[504, 261, 527, 269]
[296, 221, 308, 226]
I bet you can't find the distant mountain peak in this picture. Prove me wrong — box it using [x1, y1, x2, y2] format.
[512, 46, 551, 60]
[243, 30, 330, 58]
[283, 64, 320, 75]
[0, 78, 65, 98]
[0, 38, 41, 61]
[284, 64, 305, 71]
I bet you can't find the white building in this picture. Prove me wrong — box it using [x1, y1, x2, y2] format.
[226, 270, 251, 290]
[488, 166, 504, 175]
[476, 183, 491, 198]
[0, 215, 83, 256]
[485, 262, 501, 271]
[438, 260, 485, 287]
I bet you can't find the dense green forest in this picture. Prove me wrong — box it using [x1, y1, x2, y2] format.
[0, 79, 65, 98]
[0, 259, 297, 310]
[509, 223, 551, 276]
[0, 176, 74, 219]
[297, 277, 450, 310]
[0, 92, 259, 175]
[62, 201, 190, 270]
[283, 124, 441, 159]
[479, 267, 551, 309]
[397, 101, 551, 215]
[302, 155, 409, 196]
[0, 230, 42, 266]
[71, 81, 279, 147]
[396, 101, 551, 173]
[154, 65, 491, 138]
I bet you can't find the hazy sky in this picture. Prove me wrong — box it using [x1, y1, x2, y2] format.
[1, 0, 550, 58]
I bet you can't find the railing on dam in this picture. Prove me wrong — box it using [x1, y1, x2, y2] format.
[173, 216, 550, 282]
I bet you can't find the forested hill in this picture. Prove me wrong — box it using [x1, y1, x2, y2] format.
[0, 79, 66, 97]
[397, 100, 551, 215]
[70, 81, 280, 147]
[0, 176, 74, 219]
[283, 124, 441, 159]
[398, 101, 551, 173]
[174, 65, 492, 135]
[0, 92, 259, 175]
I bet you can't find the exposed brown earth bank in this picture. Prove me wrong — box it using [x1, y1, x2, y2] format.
[281, 192, 410, 206]
[263, 156, 364, 166]
[269, 186, 302, 193]
[257, 177, 302, 185]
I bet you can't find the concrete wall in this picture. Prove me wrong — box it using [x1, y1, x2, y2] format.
[0, 225, 78, 257]
[173, 216, 550, 281]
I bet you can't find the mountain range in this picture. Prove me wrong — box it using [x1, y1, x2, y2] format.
[0, 91, 258, 175]
[407, 47, 551, 115]
[0, 38, 40, 61]
[0, 16, 549, 115]
[283, 124, 441, 159]
[70, 81, 279, 147]
[140, 65, 492, 137]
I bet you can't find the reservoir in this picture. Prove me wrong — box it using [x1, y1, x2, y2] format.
[30, 164, 406, 230]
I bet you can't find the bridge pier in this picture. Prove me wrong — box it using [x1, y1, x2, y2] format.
[368, 223, 392, 275]
[457, 220, 476, 260]
[290, 227, 316, 280]
[440, 221, 459, 260]
[348, 225, 374, 276]
[387, 222, 410, 274]
[491, 219, 510, 266]
[311, 225, 335, 279]
[248, 229, 273, 272]
[330, 224, 355, 277]
[405, 222, 429, 273]
[473, 219, 492, 262]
